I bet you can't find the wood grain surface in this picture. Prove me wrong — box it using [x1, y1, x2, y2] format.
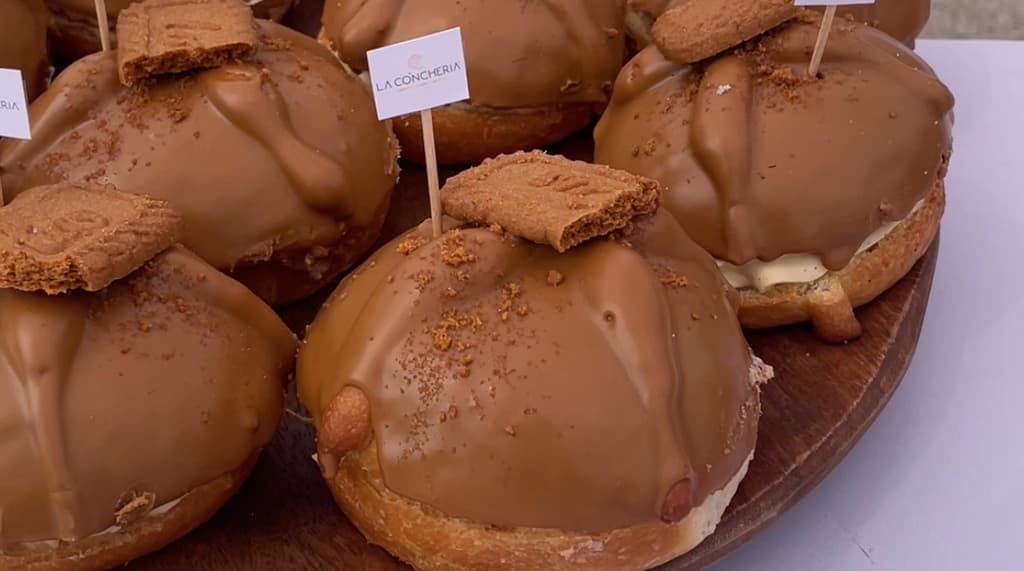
[123, 5, 940, 569]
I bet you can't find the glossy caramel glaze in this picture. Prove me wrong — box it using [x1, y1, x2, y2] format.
[299, 212, 759, 533]
[0, 247, 295, 546]
[595, 21, 953, 271]
[0, 21, 399, 304]
[0, 0, 50, 101]
[322, 0, 628, 109]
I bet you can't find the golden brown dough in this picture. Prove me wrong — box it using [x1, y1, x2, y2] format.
[737, 182, 944, 340]
[0, 246, 295, 568]
[299, 155, 770, 569]
[321, 436, 755, 571]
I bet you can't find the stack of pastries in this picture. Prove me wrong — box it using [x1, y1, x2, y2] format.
[0, 0, 953, 570]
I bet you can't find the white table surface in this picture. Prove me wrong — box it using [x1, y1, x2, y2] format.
[711, 40, 1024, 571]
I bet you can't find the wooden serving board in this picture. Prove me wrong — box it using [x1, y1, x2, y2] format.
[123, 4, 940, 569]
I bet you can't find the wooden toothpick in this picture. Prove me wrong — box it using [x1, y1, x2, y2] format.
[420, 108, 443, 238]
[808, 5, 837, 77]
[95, 0, 111, 52]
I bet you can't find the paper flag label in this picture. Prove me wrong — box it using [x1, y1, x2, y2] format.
[366, 27, 470, 121]
[0, 69, 30, 140]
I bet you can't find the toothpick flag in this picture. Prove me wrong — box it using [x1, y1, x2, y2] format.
[795, 0, 876, 76]
[367, 28, 470, 238]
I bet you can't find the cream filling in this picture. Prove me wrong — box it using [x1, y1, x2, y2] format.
[718, 200, 923, 292]
[13, 495, 185, 551]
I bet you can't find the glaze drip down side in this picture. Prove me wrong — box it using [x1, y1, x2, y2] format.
[298, 213, 759, 533]
[594, 22, 954, 273]
[0, 22, 399, 303]
[0, 248, 295, 546]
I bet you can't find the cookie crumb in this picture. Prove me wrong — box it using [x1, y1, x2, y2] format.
[397, 235, 427, 255]
[114, 490, 156, 526]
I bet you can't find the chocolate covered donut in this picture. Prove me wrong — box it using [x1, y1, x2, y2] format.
[320, 0, 628, 165]
[0, 0, 51, 102]
[0, 184, 295, 570]
[44, 0, 295, 62]
[594, 18, 954, 341]
[298, 153, 770, 570]
[0, 20, 400, 306]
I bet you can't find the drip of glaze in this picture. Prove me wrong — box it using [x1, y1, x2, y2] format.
[338, 0, 405, 68]
[611, 45, 686, 104]
[690, 57, 757, 264]
[298, 214, 757, 532]
[575, 241, 693, 506]
[198, 65, 360, 222]
[326, 0, 624, 109]
[0, 291, 88, 542]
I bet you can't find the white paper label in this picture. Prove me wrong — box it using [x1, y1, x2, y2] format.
[366, 28, 470, 120]
[0, 69, 30, 140]
[794, 0, 874, 5]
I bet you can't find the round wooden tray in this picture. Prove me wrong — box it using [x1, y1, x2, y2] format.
[126, 5, 939, 568]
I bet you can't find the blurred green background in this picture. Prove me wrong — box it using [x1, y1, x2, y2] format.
[925, 0, 1024, 38]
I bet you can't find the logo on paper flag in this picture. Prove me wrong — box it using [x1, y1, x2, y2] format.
[0, 69, 30, 140]
[794, 0, 874, 5]
[366, 28, 470, 121]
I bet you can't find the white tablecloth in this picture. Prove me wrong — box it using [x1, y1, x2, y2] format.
[712, 40, 1024, 571]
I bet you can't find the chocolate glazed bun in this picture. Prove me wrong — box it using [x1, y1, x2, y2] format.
[625, 0, 931, 48]
[595, 20, 954, 341]
[298, 205, 769, 569]
[320, 0, 628, 165]
[44, 0, 294, 62]
[0, 246, 295, 570]
[0, 0, 51, 101]
[0, 22, 400, 306]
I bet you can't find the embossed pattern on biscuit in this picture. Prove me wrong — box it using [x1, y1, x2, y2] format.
[441, 151, 661, 252]
[116, 0, 258, 86]
[651, 0, 799, 64]
[0, 184, 183, 294]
